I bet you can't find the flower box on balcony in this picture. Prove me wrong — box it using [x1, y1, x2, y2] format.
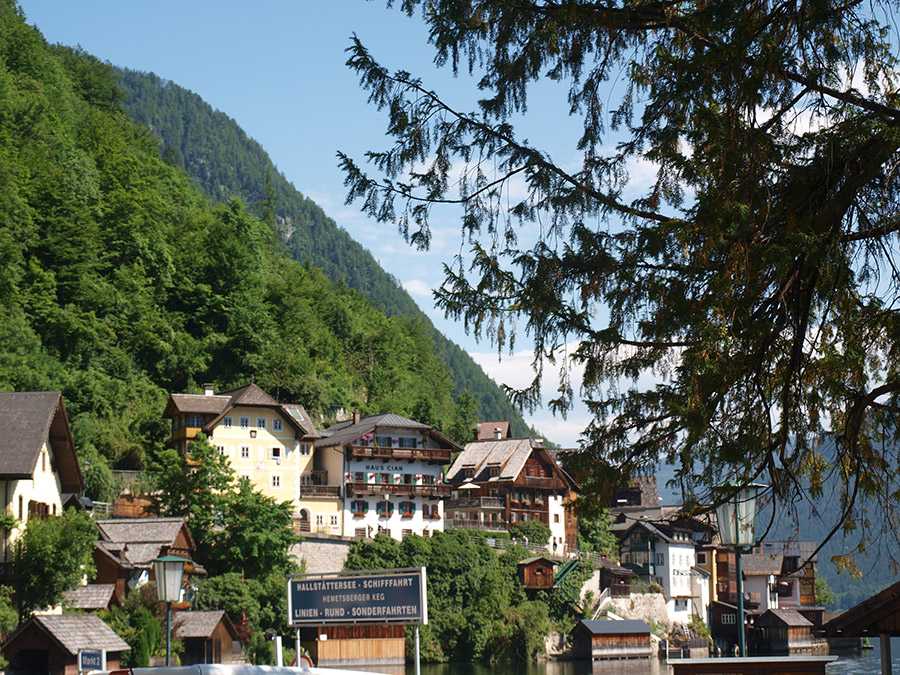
[353, 511, 366, 518]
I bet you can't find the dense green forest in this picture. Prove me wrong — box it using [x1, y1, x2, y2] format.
[115, 68, 541, 441]
[0, 1, 480, 477]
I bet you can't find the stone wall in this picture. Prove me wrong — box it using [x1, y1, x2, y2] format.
[606, 592, 671, 632]
[292, 535, 352, 575]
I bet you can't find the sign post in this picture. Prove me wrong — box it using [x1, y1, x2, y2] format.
[288, 567, 427, 672]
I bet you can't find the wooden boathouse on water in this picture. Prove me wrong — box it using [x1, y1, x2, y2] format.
[300, 624, 405, 667]
[571, 619, 653, 660]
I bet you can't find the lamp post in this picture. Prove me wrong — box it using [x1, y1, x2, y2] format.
[715, 483, 764, 657]
[153, 555, 186, 667]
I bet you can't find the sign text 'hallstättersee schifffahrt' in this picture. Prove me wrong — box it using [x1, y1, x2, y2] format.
[287, 568, 427, 626]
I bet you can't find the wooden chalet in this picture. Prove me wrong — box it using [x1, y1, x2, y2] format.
[172, 610, 240, 665]
[92, 517, 200, 603]
[445, 436, 579, 547]
[2, 614, 129, 675]
[597, 557, 633, 597]
[572, 619, 653, 660]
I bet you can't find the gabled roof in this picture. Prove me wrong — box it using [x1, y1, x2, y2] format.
[0, 391, 83, 493]
[4, 614, 129, 655]
[446, 437, 576, 489]
[63, 584, 118, 610]
[164, 383, 321, 438]
[316, 413, 458, 450]
[741, 552, 784, 576]
[173, 610, 238, 640]
[476, 421, 510, 440]
[619, 519, 693, 545]
[577, 619, 652, 635]
[763, 608, 813, 627]
[96, 517, 194, 568]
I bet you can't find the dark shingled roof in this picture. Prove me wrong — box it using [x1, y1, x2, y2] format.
[5, 614, 130, 655]
[63, 584, 117, 610]
[764, 609, 813, 627]
[173, 610, 237, 640]
[578, 619, 652, 635]
[476, 421, 510, 440]
[0, 391, 83, 492]
[741, 552, 784, 576]
[165, 383, 321, 438]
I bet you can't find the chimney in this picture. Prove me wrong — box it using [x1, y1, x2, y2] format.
[494, 427, 502, 440]
[204, 383, 215, 396]
[353, 409, 360, 424]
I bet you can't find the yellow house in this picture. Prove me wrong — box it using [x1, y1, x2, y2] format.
[163, 384, 341, 529]
[0, 392, 84, 561]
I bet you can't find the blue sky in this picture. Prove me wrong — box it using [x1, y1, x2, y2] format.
[17, 1, 608, 446]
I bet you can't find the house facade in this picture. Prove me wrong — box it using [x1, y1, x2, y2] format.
[316, 412, 459, 540]
[618, 520, 700, 625]
[163, 383, 340, 529]
[445, 437, 579, 548]
[0, 392, 84, 561]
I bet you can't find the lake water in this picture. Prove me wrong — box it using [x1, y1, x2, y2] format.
[377, 638, 900, 674]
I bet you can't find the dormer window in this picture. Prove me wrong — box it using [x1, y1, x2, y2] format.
[489, 467, 500, 477]
[464, 468, 475, 479]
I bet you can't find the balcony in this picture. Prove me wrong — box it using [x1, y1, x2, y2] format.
[348, 445, 452, 463]
[445, 497, 504, 510]
[299, 485, 340, 498]
[446, 519, 507, 532]
[346, 482, 450, 498]
[523, 476, 558, 488]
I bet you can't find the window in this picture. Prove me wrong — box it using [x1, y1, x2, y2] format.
[216, 445, 226, 456]
[351, 500, 368, 515]
[376, 435, 392, 447]
[256, 417, 266, 429]
[398, 437, 416, 448]
[554, 513, 560, 523]
[240, 446, 250, 459]
[376, 501, 394, 515]
[316, 514, 325, 526]
[272, 418, 283, 431]
[354, 471, 364, 482]
[489, 467, 500, 477]
[656, 553, 665, 567]
[240, 474, 251, 483]
[301, 474, 311, 486]
[464, 468, 475, 479]
[239, 417, 250, 429]
[300, 443, 311, 456]
[697, 552, 707, 565]
[223, 416, 233, 429]
[329, 514, 339, 527]
[400, 501, 416, 517]
[270, 447, 282, 461]
[355, 528, 367, 538]
[187, 414, 205, 427]
[722, 613, 736, 625]
[271, 474, 281, 488]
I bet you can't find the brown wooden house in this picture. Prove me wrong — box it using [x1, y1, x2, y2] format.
[597, 557, 634, 597]
[92, 517, 201, 603]
[172, 610, 240, 665]
[572, 619, 653, 660]
[3, 614, 129, 675]
[445, 436, 579, 548]
[518, 556, 556, 590]
[753, 609, 824, 654]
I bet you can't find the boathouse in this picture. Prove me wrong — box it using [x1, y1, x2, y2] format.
[572, 619, 653, 660]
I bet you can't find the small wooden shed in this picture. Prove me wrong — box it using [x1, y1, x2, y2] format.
[597, 557, 633, 597]
[572, 619, 653, 660]
[754, 608, 819, 653]
[3, 613, 129, 675]
[172, 610, 240, 665]
[517, 556, 556, 590]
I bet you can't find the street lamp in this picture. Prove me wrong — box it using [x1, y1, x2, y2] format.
[715, 482, 765, 657]
[153, 555, 186, 666]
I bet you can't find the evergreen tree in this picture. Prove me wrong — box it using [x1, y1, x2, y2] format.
[341, 0, 900, 563]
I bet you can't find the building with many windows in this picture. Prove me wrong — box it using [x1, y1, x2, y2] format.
[315, 412, 460, 540]
[163, 384, 338, 528]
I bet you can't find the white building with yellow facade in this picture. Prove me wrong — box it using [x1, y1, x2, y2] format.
[164, 384, 341, 531]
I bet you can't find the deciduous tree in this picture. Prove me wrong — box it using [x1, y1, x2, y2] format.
[342, 1, 900, 565]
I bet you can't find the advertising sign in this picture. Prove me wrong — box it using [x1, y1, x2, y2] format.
[287, 567, 427, 626]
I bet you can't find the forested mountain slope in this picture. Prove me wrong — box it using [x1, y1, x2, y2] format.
[0, 2, 475, 483]
[116, 69, 538, 439]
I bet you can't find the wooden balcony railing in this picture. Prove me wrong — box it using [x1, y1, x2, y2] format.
[299, 485, 341, 497]
[445, 497, 504, 509]
[348, 445, 452, 463]
[523, 476, 559, 488]
[346, 482, 451, 498]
